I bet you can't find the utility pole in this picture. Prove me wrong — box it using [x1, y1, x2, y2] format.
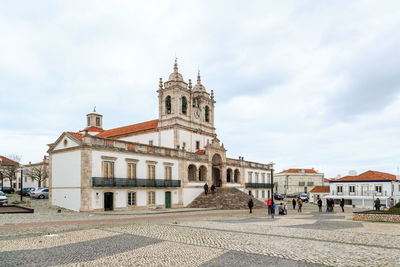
[270, 162, 275, 219]
[20, 168, 23, 202]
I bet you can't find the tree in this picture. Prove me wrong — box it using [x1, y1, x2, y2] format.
[25, 165, 48, 187]
[0, 155, 21, 188]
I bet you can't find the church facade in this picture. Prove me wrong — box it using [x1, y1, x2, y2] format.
[48, 60, 273, 212]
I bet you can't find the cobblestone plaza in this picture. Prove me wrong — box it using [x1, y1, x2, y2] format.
[1, 200, 400, 266]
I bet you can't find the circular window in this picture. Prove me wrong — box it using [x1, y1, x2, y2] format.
[64, 139, 68, 147]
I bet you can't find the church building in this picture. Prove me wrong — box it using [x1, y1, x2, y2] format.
[48, 60, 273, 212]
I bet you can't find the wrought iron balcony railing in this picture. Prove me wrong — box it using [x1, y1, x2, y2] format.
[245, 183, 273, 189]
[92, 177, 181, 188]
[307, 182, 314, 186]
[299, 182, 305, 186]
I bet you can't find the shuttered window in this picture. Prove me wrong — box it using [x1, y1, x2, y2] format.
[128, 163, 136, 179]
[165, 166, 172, 180]
[102, 161, 114, 178]
[148, 165, 155, 179]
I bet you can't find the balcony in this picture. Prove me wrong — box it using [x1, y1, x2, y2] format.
[307, 182, 314, 186]
[245, 183, 273, 189]
[92, 177, 181, 188]
[299, 182, 305, 186]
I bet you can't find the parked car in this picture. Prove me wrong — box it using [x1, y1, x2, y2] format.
[0, 191, 8, 205]
[299, 193, 309, 202]
[30, 188, 48, 199]
[17, 187, 36, 196]
[274, 193, 284, 200]
[0, 187, 15, 194]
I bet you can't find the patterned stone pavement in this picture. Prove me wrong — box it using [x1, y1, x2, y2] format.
[1, 207, 400, 266]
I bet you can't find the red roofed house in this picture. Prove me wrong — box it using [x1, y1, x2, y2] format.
[326, 170, 400, 208]
[47, 60, 273, 212]
[275, 168, 324, 196]
[309, 186, 330, 205]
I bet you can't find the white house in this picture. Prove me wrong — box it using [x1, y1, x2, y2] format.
[48, 60, 273, 212]
[325, 170, 400, 208]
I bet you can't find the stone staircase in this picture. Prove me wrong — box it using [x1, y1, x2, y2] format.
[187, 187, 266, 209]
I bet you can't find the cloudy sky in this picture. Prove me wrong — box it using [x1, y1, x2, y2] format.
[1, 1, 400, 177]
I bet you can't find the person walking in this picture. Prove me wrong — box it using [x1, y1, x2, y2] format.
[331, 199, 335, 212]
[326, 198, 330, 212]
[284, 203, 288, 215]
[211, 184, 216, 195]
[297, 198, 303, 212]
[340, 198, 345, 212]
[267, 198, 272, 215]
[317, 197, 322, 212]
[374, 198, 381, 211]
[248, 198, 254, 214]
[292, 198, 296, 210]
[272, 201, 276, 218]
[203, 183, 208, 195]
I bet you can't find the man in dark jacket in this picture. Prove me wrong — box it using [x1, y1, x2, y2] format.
[292, 198, 296, 210]
[211, 184, 216, 194]
[340, 198, 345, 212]
[203, 183, 208, 195]
[317, 197, 323, 212]
[248, 198, 254, 214]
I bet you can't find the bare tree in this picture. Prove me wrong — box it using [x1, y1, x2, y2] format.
[0, 155, 21, 188]
[25, 165, 48, 187]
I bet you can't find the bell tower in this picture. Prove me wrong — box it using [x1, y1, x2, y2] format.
[86, 107, 103, 129]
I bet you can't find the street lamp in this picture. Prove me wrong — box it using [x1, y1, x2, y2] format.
[270, 162, 275, 219]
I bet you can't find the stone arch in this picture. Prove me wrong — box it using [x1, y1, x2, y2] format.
[165, 96, 172, 114]
[226, 168, 233, 183]
[234, 169, 240, 183]
[182, 96, 187, 114]
[205, 106, 210, 122]
[212, 154, 222, 187]
[188, 164, 197, 181]
[198, 165, 207, 181]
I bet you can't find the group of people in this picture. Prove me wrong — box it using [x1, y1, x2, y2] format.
[203, 183, 216, 195]
[291, 198, 303, 212]
[247, 198, 288, 216]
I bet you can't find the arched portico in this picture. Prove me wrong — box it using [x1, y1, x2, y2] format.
[188, 164, 197, 181]
[199, 165, 207, 181]
[212, 154, 223, 187]
[226, 168, 233, 183]
[234, 169, 240, 183]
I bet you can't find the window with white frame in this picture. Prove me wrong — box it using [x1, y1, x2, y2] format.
[103, 161, 114, 178]
[248, 172, 253, 183]
[267, 173, 271, 183]
[148, 191, 155, 205]
[148, 165, 156, 180]
[255, 173, 259, 183]
[165, 166, 172, 180]
[337, 185, 343, 193]
[128, 192, 136, 206]
[127, 163, 136, 179]
[375, 185, 382, 194]
[349, 185, 355, 193]
[149, 140, 153, 145]
[261, 173, 265, 183]
[262, 190, 265, 198]
[255, 190, 259, 198]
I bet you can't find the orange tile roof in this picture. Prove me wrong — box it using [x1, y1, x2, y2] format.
[195, 150, 206, 154]
[0, 155, 20, 166]
[85, 127, 104, 132]
[333, 171, 397, 182]
[68, 132, 83, 141]
[96, 120, 158, 139]
[280, 168, 318, 174]
[324, 178, 331, 182]
[310, 186, 330, 193]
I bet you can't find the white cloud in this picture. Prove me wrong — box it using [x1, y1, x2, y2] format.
[1, 1, 400, 176]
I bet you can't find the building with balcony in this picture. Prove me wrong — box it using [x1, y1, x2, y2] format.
[274, 168, 324, 196]
[325, 170, 400, 208]
[48, 60, 273, 212]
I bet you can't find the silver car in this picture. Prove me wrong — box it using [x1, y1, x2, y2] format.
[30, 188, 49, 199]
[0, 191, 8, 205]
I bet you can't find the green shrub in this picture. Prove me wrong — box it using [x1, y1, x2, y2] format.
[394, 202, 400, 209]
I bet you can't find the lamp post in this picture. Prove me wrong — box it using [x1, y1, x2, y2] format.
[270, 162, 275, 219]
[20, 168, 23, 202]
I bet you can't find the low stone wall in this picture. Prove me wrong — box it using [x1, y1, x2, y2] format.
[353, 211, 400, 223]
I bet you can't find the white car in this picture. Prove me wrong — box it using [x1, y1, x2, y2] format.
[0, 191, 8, 206]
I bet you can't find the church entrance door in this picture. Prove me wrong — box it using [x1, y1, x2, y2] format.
[212, 154, 223, 187]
